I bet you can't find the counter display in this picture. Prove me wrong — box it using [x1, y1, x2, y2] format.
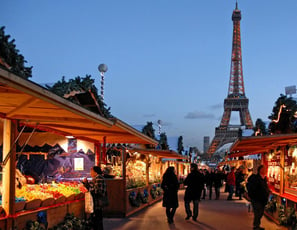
[17, 182, 86, 201]
[0, 182, 87, 213]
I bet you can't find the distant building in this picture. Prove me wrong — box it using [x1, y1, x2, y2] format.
[203, 136, 210, 153]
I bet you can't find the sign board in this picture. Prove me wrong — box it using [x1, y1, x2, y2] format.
[74, 158, 84, 171]
[285, 85, 296, 95]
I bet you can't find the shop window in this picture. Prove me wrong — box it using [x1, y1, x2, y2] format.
[284, 147, 297, 196]
[267, 151, 281, 193]
[148, 156, 161, 184]
[126, 156, 146, 189]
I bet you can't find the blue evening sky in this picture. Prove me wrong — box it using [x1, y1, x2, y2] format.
[1, 1, 297, 151]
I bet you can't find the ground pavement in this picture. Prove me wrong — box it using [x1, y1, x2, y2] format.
[103, 188, 288, 230]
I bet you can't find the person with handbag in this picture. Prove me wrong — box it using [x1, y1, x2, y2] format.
[161, 166, 179, 224]
[83, 166, 108, 230]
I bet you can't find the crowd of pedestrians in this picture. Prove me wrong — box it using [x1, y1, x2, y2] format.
[161, 163, 269, 230]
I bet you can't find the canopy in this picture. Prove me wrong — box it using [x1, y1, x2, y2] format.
[229, 133, 297, 158]
[0, 68, 158, 145]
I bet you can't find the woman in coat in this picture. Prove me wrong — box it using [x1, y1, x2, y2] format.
[161, 166, 179, 224]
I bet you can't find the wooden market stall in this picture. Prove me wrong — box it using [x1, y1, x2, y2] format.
[229, 133, 297, 228]
[218, 157, 261, 175]
[159, 153, 190, 189]
[102, 147, 188, 217]
[0, 68, 158, 229]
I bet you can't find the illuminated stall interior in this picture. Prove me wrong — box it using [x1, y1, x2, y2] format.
[284, 146, 297, 196]
[0, 68, 158, 227]
[126, 148, 187, 188]
[229, 133, 297, 226]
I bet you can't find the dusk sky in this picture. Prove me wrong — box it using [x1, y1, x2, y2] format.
[1, 1, 297, 151]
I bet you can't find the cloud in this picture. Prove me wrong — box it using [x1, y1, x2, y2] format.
[185, 111, 215, 119]
[209, 103, 223, 110]
[143, 114, 155, 118]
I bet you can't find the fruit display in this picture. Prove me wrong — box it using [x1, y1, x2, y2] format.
[11, 182, 88, 202]
[0, 181, 88, 212]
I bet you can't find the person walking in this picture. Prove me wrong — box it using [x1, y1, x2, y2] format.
[213, 169, 223, 200]
[161, 166, 179, 224]
[235, 167, 245, 200]
[208, 169, 215, 200]
[83, 166, 108, 230]
[226, 166, 236, 200]
[247, 165, 270, 230]
[223, 165, 230, 192]
[183, 163, 204, 221]
[200, 169, 207, 200]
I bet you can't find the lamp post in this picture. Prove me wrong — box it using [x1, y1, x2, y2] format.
[157, 120, 162, 135]
[98, 64, 108, 101]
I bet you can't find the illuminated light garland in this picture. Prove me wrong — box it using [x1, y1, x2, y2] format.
[272, 104, 286, 123]
[255, 129, 261, 136]
[98, 63, 108, 101]
[100, 72, 105, 101]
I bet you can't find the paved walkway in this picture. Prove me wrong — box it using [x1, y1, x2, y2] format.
[103, 188, 288, 230]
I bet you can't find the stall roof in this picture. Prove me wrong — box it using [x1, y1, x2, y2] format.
[0, 68, 158, 145]
[229, 133, 297, 157]
[127, 147, 188, 160]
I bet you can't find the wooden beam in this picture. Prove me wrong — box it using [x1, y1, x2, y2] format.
[0, 69, 113, 127]
[13, 115, 89, 123]
[34, 123, 128, 135]
[6, 97, 38, 117]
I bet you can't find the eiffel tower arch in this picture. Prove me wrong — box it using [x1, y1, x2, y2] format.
[208, 2, 253, 154]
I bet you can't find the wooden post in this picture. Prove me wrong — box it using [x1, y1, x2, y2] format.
[280, 147, 285, 196]
[102, 136, 106, 164]
[2, 119, 17, 229]
[122, 147, 127, 214]
[160, 159, 163, 178]
[146, 156, 149, 186]
[95, 141, 101, 166]
[122, 148, 126, 185]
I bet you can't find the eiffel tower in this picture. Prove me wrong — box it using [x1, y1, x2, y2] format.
[208, 2, 253, 154]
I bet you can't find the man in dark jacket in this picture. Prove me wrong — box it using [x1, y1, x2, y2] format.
[213, 169, 223, 200]
[247, 165, 269, 230]
[184, 163, 204, 221]
[235, 167, 245, 200]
